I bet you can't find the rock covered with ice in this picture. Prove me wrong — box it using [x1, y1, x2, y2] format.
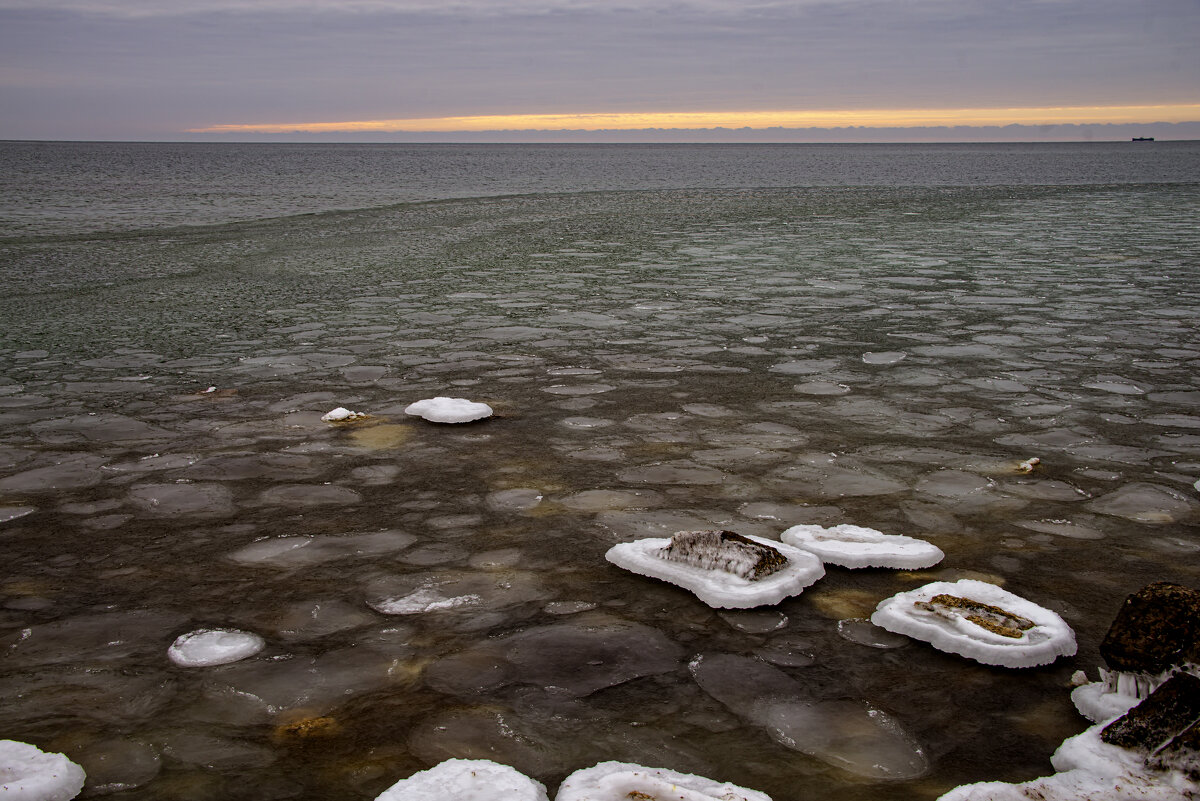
[556, 761, 772, 801]
[870, 579, 1076, 668]
[373, 759, 548, 801]
[1100, 672, 1200, 777]
[605, 530, 825, 608]
[167, 628, 266, 667]
[779, 523, 944, 569]
[1099, 582, 1200, 674]
[939, 692, 1200, 800]
[321, 407, 368, 422]
[404, 397, 493, 423]
[0, 740, 86, 801]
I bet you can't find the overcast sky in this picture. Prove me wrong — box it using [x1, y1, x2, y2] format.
[1, 0, 1197, 141]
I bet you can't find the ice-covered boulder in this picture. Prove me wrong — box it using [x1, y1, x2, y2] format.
[556, 761, 771, 801]
[1100, 673, 1200, 777]
[779, 523, 943, 569]
[870, 579, 1076, 668]
[403, 397, 493, 424]
[372, 758, 548, 801]
[321, 407, 368, 422]
[0, 740, 86, 801]
[167, 628, 265, 667]
[939, 702, 1200, 800]
[605, 530, 825, 609]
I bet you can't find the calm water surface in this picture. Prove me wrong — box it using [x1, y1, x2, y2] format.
[1, 142, 1199, 800]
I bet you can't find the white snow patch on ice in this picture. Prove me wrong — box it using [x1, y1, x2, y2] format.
[557, 761, 771, 801]
[373, 758, 549, 801]
[780, 523, 943, 569]
[404, 397, 493, 423]
[167, 628, 265, 667]
[321, 407, 368, 422]
[0, 740, 86, 801]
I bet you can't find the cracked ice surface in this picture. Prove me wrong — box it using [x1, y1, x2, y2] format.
[1, 159, 1199, 800]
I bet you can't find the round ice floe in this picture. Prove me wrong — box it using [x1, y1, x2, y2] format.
[862, 351, 907, 365]
[780, 523, 944, 569]
[605, 532, 825, 609]
[373, 758, 549, 801]
[321, 407, 368, 422]
[557, 761, 771, 801]
[0, 740, 86, 801]
[168, 628, 266, 667]
[404, 397, 493, 424]
[870, 579, 1076, 668]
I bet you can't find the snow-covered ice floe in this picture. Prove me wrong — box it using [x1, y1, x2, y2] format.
[372, 759, 549, 801]
[0, 740, 86, 801]
[321, 407, 368, 422]
[167, 628, 266, 667]
[605, 529, 825, 609]
[937, 718, 1200, 801]
[556, 761, 772, 801]
[779, 523, 944, 569]
[870, 579, 1076, 668]
[403, 397, 493, 423]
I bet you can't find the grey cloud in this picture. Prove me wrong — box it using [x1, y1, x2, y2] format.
[1, 0, 1196, 140]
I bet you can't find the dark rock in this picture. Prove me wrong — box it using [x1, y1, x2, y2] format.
[1101, 672, 1200, 753]
[658, 530, 788, 580]
[1147, 719, 1200, 779]
[1099, 582, 1200, 673]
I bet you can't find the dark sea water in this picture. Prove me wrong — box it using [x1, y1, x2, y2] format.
[1, 141, 1199, 800]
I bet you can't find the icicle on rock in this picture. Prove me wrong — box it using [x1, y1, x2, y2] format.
[1074, 582, 1200, 723]
[871, 579, 1076, 668]
[556, 761, 772, 801]
[404, 397, 493, 424]
[605, 530, 825, 609]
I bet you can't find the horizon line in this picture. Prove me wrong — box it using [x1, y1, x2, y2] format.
[187, 104, 1200, 134]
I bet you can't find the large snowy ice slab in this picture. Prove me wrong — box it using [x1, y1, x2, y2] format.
[871, 579, 1076, 668]
[373, 759, 548, 801]
[779, 523, 944, 569]
[424, 614, 683, 698]
[404, 397, 493, 423]
[689, 653, 929, 780]
[0, 740, 86, 801]
[556, 761, 771, 801]
[605, 532, 824, 608]
[168, 628, 265, 667]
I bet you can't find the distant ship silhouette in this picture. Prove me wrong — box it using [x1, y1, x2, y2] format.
[1132, 137, 1155, 141]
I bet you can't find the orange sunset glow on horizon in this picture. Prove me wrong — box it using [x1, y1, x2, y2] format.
[188, 104, 1200, 135]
